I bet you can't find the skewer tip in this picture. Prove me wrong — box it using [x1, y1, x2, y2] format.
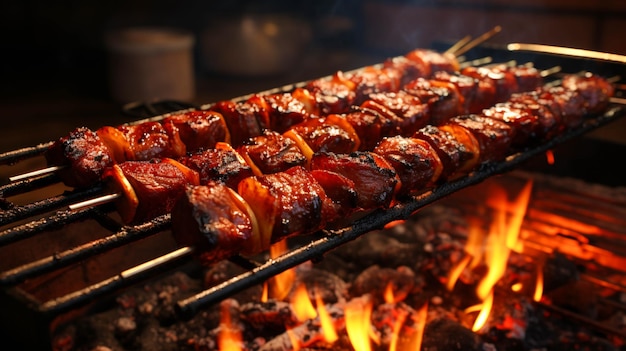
[9, 165, 64, 182]
[68, 193, 121, 211]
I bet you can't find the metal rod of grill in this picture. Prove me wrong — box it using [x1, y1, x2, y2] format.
[0, 215, 171, 286]
[0, 186, 104, 225]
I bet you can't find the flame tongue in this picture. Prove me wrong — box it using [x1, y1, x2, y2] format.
[218, 299, 243, 351]
[345, 295, 374, 351]
[476, 181, 533, 300]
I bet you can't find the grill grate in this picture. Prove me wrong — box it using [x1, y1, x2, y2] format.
[1, 46, 625, 350]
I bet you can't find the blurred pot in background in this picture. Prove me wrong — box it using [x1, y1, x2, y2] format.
[106, 27, 196, 104]
[200, 13, 312, 76]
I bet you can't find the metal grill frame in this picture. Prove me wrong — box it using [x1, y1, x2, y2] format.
[1, 45, 625, 350]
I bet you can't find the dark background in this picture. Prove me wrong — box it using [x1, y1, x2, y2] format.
[1, 0, 625, 153]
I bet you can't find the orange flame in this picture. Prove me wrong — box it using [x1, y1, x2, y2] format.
[384, 282, 396, 304]
[476, 181, 532, 300]
[218, 301, 243, 351]
[472, 290, 494, 332]
[465, 217, 487, 270]
[346, 295, 374, 351]
[534, 263, 544, 302]
[446, 254, 472, 291]
[388, 308, 408, 351]
[315, 289, 339, 343]
[404, 302, 428, 351]
[291, 283, 317, 322]
[268, 240, 296, 301]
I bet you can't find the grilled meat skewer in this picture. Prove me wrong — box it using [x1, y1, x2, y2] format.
[41, 52, 542, 189]
[167, 74, 615, 265]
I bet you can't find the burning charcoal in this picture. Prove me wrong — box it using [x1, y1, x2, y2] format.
[115, 316, 137, 334]
[293, 267, 349, 304]
[370, 301, 420, 347]
[114, 316, 139, 348]
[547, 280, 599, 318]
[258, 303, 345, 351]
[350, 265, 416, 303]
[240, 300, 300, 329]
[422, 318, 480, 351]
[542, 252, 580, 293]
[341, 231, 426, 268]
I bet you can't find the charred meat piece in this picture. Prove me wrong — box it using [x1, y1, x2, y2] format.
[238, 131, 307, 176]
[179, 142, 253, 189]
[284, 115, 361, 157]
[209, 100, 264, 146]
[482, 102, 542, 146]
[404, 48, 460, 76]
[310, 152, 401, 211]
[45, 127, 116, 188]
[374, 135, 443, 196]
[117, 121, 180, 161]
[238, 166, 334, 251]
[430, 71, 478, 114]
[403, 78, 463, 126]
[262, 90, 316, 133]
[414, 125, 477, 180]
[309, 169, 358, 219]
[361, 90, 431, 136]
[305, 71, 357, 115]
[508, 65, 544, 92]
[103, 158, 200, 224]
[507, 94, 563, 142]
[172, 182, 258, 264]
[345, 66, 402, 104]
[161, 110, 231, 154]
[561, 73, 615, 114]
[536, 87, 588, 129]
[342, 108, 387, 151]
[448, 114, 514, 163]
[436, 123, 481, 174]
[461, 65, 519, 103]
[383, 56, 429, 86]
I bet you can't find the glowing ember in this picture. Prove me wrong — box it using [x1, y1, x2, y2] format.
[218, 301, 243, 351]
[545, 150, 555, 165]
[315, 289, 339, 343]
[268, 240, 296, 301]
[291, 283, 317, 322]
[286, 328, 300, 351]
[511, 282, 523, 292]
[534, 263, 544, 302]
[384, 219, 406, 229]
[472, 290, 494, 332]
[346, 295, 374, 351]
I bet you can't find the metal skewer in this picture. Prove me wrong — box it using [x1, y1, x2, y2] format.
[68, 193, 121, 211]
[9, 165, 65, 182]
[445, 35, 473, 55]
[507, 43, 626, 64]
[453, 25, 503, 56]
